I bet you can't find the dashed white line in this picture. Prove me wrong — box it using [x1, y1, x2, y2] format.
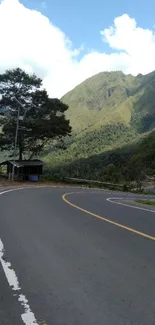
[0, 237, 38, 325]
[0, 188, 39, 325]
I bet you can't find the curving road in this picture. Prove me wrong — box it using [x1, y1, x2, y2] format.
[0, 186, 155, 325]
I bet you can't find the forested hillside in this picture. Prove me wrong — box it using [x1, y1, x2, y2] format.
[44, 130, 155, 185]
[44, 70, 155, 184]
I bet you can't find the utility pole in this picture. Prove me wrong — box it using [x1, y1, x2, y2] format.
[11, 97, 25, 181]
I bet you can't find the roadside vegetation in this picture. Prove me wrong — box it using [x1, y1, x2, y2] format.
[135, 200, 155, 206]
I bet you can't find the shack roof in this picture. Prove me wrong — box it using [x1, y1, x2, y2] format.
[0, 160, 44, 167]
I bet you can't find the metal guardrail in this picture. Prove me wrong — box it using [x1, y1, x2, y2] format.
[65, 177, 123, 188]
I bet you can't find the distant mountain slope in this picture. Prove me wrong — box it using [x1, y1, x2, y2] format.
[62, 70, 155, 135]
[44, 70, 155, 180]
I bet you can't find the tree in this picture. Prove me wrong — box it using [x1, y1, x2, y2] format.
[0, 68, 71, 160]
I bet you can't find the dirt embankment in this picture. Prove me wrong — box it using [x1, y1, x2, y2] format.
[0, 177, 70, 189]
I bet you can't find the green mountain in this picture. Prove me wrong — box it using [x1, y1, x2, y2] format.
[44, 70, 155, 183]
[62, 70, 155, 136]
[62, 71, 135, 134]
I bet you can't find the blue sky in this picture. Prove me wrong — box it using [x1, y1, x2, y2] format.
[22, 0, 155, 52]
[1, 0, 155, 97]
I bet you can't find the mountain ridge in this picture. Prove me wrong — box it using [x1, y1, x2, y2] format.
[61, 70, 155, 136]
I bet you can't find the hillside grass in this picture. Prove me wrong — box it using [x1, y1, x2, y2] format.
[135, 200, 155, 206]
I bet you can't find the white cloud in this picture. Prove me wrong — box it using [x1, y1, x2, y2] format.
[101, 14, 155, 75]
[0, 1, 155, 98]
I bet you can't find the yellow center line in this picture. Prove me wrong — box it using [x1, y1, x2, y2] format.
[62, 192, 155, 242]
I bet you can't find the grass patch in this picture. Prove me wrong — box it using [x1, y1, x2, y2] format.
[135, 199, 155, 206]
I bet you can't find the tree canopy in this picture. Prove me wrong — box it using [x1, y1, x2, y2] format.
[0, 68, 71, 160]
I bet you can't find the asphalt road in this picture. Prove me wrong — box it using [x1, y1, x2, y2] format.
[0, 186, 155, 325]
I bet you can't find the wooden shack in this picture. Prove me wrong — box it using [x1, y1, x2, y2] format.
[0, 160, 44, 181]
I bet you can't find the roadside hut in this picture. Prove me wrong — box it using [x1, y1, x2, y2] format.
[0, 160, 44, 181]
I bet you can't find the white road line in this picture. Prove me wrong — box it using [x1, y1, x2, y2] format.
[107, 197, 155, 213]
[0, 188, 39, 325]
